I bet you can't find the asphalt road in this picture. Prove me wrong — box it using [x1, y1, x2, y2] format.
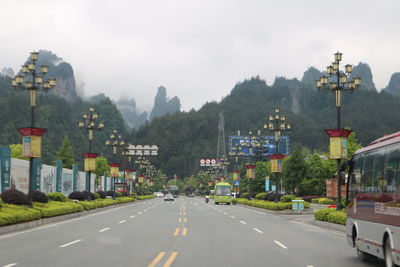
[0, 197, 386, 267]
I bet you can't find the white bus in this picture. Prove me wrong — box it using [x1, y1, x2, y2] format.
[346, 131, 400, 267]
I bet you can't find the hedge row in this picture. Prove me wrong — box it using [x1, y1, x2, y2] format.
[311, 198, 336, 205]
[0, 195, 155, 226]
[314, 208, 346, 225]
[137, 195, 156, 200]
[236, 199, 310, 210]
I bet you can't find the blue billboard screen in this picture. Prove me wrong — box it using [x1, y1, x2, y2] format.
[228, 136, 289, 157]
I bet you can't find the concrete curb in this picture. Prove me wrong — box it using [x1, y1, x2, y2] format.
[311, 219, 346, 233]
[0, 200, 145, 236]
[236, 203, 314, 215]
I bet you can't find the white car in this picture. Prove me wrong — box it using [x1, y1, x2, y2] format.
[153, 192, 164, 198]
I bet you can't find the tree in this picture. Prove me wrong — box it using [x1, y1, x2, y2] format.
[283, 147, 308, 194]
[56, 136, 75, 169]
[9, 144, 28, 160]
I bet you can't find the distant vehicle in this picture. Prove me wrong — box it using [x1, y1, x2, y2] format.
[153, 192, 164, 198]
[168, 185, 179, 198]
[164, 193, 174, 201]
[214, 182, 232, 205]
[346, 131, 400, 266]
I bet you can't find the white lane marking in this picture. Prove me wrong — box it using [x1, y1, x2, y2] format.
[130, 215, 136, 219]
[240, 220, 247, 225]
[119, 220, 126, 224]
[290, 220, 346, 237]
[223, 212, 227, 215]
[254, 228, 263, 233]
[0, 201, 140, 240]
[138, 212, 143, 214]
[59, 239, 82, 248]
[144, 209, 148, 212]
[230, 216, 236, 219]
[307, 265, 314, 267]
[99, 227, 110, 233]
[2, 264, 18, 267]
[274, 240, 288, 249]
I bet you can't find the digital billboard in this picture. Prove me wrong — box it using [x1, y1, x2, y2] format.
[228, 135, 289, 157]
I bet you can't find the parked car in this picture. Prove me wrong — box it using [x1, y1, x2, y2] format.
[164, 193, 174, 201]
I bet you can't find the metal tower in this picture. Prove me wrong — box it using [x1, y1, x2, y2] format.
[216, 112, 228, 178]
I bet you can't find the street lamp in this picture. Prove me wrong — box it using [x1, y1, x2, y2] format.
[316, 52, 361, 210]
[264, 107, 291, 202]
[78, 106, 104, 199]
[105, 130, 125, 194]
[12, 51, 56, 206]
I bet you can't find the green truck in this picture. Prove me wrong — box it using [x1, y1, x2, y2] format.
[214, 182, 233, 205]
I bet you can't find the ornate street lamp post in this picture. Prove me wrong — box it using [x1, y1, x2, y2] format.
[12, 52, 56, 206]
[265, 107, 291, 202]
[105, 130, 125, 195]
[78, 107, 104, 199]
[316, 52, 361, 210]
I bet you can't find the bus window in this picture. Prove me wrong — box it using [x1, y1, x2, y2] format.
[349, 154, 362, 201]
[384, 143, 400, 193]
[372, 147, 385, 192]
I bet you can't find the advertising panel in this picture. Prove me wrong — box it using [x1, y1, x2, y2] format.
[228, 136, 289, 157]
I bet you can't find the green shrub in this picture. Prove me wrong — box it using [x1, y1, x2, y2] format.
[327, 211, 346, 225]
[78, 201, 98, 210]
[33, 201, 84, 218]
[137, 195, 156, 200]
[318, 198, 336, 205]
[0, 204, 41, 226]
[280, 195, 296, 203]
[115, 192, 123, 198]
[255, 193, 267, 200]
[93, 198, 118, 207]
[240, 193, 249, 199]
[93, 193, 100, 199]
[116, 197, 136, 204]
[314, 208, 336, 221]
[48, 192, 67, 202]
[311, 198, 320, 204]
[130, 192, 138, 199]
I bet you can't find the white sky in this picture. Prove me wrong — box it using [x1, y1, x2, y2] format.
[1, 0, 399, 111]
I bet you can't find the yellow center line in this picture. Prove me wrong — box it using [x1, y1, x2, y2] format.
[174, 228, 180, 236]
[163, 252, 178, 267]
[182, 228, 187, 236]
[148, 252, 165, 267]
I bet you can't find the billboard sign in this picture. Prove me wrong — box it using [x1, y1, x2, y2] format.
[228, 135, 289, 157]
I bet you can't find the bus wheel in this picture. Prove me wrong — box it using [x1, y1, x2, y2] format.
[384, 238, 396, 267]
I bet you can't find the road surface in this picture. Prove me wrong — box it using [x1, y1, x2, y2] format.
[0, 197, 385, 267]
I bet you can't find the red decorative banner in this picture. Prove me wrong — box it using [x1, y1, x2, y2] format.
[324, 129, 353, 137]
[83, 153, 98, 158]
[269, 154, 286, 160]
[18, 127, 47, 136]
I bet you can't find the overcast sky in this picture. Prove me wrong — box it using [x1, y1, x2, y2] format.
[1, 0, 399, 111]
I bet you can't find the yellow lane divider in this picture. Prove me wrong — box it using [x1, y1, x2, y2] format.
[182, 228, 187, 236]
[174, 228, 180, 236]
[163, 252, 178, 267]
[148, 252, 165, 267]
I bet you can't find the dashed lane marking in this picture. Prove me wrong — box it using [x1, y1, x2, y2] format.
[59, 239, 82, 248]
[274, 240, 288, 249]
[130, 215, 136, 219]
[163, 252, 178, 267]
[240, 220, 247, 225]
[99, 227, 110, 233]
[2, 264, 18, 267]
[119, 220, 126, 224]
[138, 212, 143, 215]
[148, 252, 166, 267]
[184, 218, 187, 222]
[230, 216, 236, 219]
[223, 212, 227, 215]
[182, 228, 187, 236]
[254, 228, 263, 234]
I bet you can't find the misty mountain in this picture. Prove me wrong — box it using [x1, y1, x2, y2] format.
[384, 72, 400, 96]
[150, 86, 181, 120]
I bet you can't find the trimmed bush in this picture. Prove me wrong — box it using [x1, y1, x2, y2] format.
[327, 211, 346, 225]
[318, 198, 336, 205]
[255, 192, 267, 200]
[116, 197, 136, 203]
[68, 191, 86, 201]
[115, 192, 123, 198]
[137, 195, 156, 200]
[96, 191, 107, 199]
[280, 195, 296, 203]
[81, 191, 96, 201]
[48, 192, 67, 202]
[130, 192, 137, 199]
[93, 198, 118, 207]
[263, 192, 282, 202]
[78, 201, 97, 210]
[34, 201, 84, 217]
[0, 189, 29, 205]
[240, 193, 249, 199]
[93, 193, 100, 199]
[32, 190, 49, 203]
[314, 208, 336, 221]
[0, 204, 41, 225]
